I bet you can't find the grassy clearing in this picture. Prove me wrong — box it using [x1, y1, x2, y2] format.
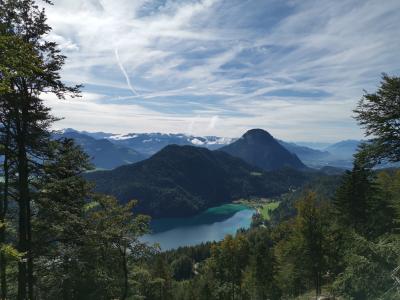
[234, 198, 280, 221]
[259, 201, 280, 220]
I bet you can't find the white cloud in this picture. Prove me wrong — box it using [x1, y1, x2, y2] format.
[40, 0, 400, 141]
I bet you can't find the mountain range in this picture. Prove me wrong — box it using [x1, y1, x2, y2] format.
[58, 128, 362, 169]
[85, 144, 313, 218]
[54, 130, 146, 169]
[62, 128, 235, 153]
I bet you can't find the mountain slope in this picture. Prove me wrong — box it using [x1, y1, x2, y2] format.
[220, 129, 307, 171]
[62, 128, 114, 140]
[86, 145, 311, 218]
[55, 131, 146, 169]
[324, 140, 361, 159]
[278, 140, 331, 162]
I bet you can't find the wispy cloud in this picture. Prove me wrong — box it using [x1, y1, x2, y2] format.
[42, 0, 400, 141]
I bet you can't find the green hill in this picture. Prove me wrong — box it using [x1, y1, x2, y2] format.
[86, 145, 312, 218]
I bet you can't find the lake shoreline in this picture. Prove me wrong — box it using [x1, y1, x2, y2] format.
[141, 203, 256, 250]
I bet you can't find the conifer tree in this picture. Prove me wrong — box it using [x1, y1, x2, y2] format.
[0, 1, 80, 298]
[34, 139, 92, 299]
[334, 164, 396, 238]
[333, 165, 374, 234]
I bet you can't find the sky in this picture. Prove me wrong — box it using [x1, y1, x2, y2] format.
[42, 0, 400, 142]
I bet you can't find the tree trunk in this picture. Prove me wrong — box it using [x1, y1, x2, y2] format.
[17, 154, 28, 300]
[27, 200, 33, 300]
[0, 123, 10, 300]
[121, 246, 128, 300]
[16, 104, 30, 300]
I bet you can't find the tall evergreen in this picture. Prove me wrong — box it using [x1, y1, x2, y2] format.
[34, 139, 92, 299]
[333, 165, 374, 234]
[0, 32, 42, 300]
[334, 164, 397, 238]
[0, 1, 80, 298]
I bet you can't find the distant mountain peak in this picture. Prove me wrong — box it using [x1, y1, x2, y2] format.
[242, 128, 275, 141]
[220, 129, 306, 171]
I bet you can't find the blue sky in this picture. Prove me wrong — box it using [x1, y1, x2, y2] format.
[42, 0, 400, 142]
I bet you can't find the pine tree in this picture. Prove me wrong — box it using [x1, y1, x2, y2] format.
[333, 165, 374, 234]
[334, 164, 396, 238]
[34, 139, 92, 299]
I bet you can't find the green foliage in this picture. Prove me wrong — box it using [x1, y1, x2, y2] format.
[376, 169, 400, 228]
[332, 232, 400, 299]
[334, 165, 397, 238]
[275, 192, 332, 298]
[1, 0, 81, 298]
[260, 201, 280, 220]
[0, 244, 23, 261]
[28, 139, 149, 299]
[354, 74, 400, 165]
[171, 255, 194, 280]
[270, 173, 342, 224]
[0, 35, 43, 93]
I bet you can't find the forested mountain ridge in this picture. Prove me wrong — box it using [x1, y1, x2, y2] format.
[220, 129, 307, 171]
[86, 144, 312, 218]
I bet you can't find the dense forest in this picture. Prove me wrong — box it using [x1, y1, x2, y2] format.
[1, 1, 400, 299]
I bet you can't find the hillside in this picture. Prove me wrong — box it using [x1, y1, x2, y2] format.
[86, 145, 312, 218]
[55, 131, 146, 169]
[220, 129, 307, 171]
[278, 140, 331, 163]
[324, 139, 361, 159]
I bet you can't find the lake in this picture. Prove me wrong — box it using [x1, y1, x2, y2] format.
[141, 203, 255, 250]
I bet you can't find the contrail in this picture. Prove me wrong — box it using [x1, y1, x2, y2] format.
[114, 48, 139, 96]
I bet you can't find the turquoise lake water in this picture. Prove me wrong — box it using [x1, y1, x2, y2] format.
[141, 204, 255, 250]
